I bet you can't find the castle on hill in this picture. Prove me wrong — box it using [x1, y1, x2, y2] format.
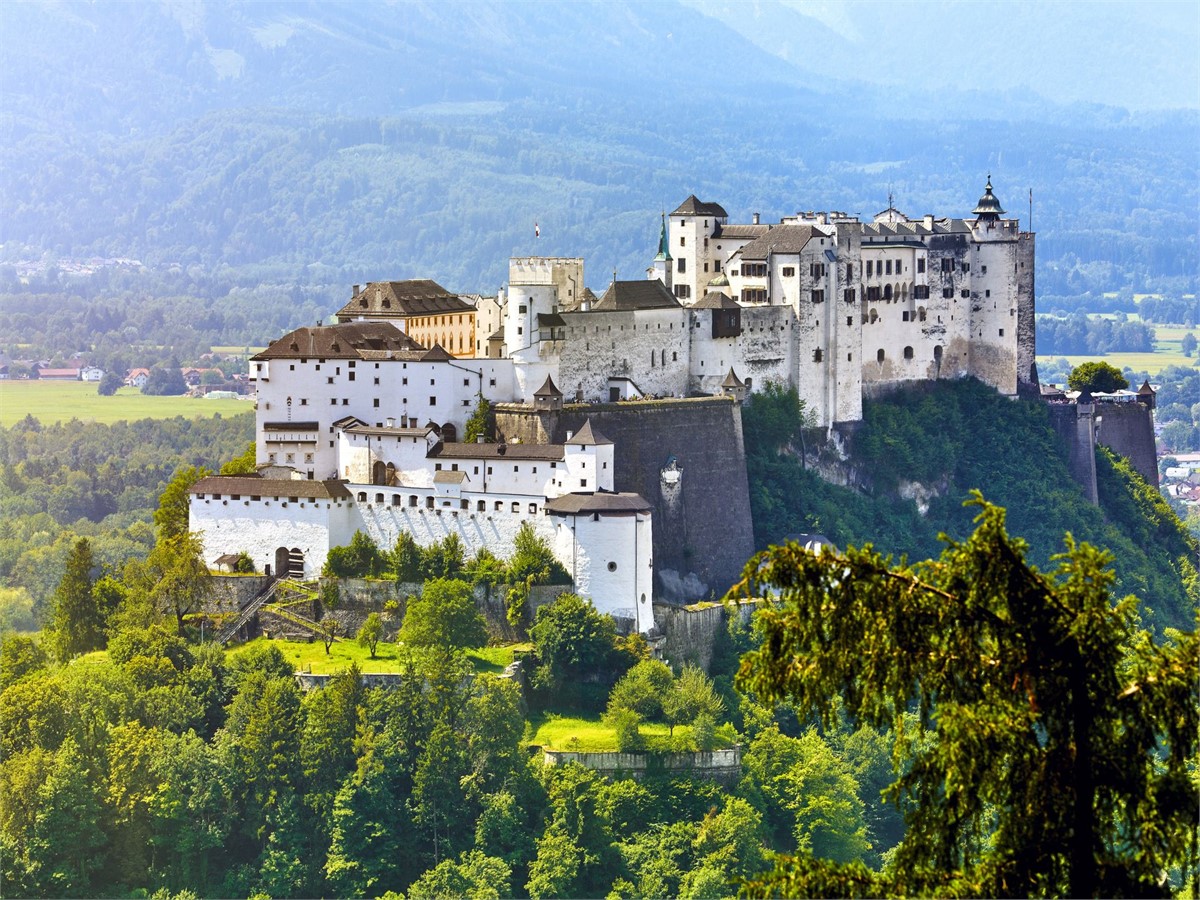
[189, 179, 1035, 624]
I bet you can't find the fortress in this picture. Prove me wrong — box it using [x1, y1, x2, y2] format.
[189, 179, 1037, 624]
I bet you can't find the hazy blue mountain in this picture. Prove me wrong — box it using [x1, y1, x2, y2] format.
[0, 0, 1195, 307]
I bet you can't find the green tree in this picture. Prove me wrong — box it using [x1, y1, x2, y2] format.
[421, 533, 465, 580]
[663, 664, 725, 736]
[607, 658, 674, 720]
[97, 371, 123, 396]
[742, 380, 810, 458]
[154, 465, 210, 542]
[508, 521, 570, 585]
[464, 392, 492, 443]
[50, 537, 104, 660]
[324, 531, 386, 578]
[145, 532, 213, 634]
[220, 442, 257, 475]
[1181, 332, 1197, 357]
[318, 615, 339, 654]
[356, 612, 383, 659]
[142, 364, 187, 396]
[734, 496, 1199, 898]
[530, 593, 621, 692]
[1067, 360, 1129, 393]
[409, 849, 511, 900]
[390, 531, 422, 582]
[399, 578, 487, 651]
[0, 633, 49, 690]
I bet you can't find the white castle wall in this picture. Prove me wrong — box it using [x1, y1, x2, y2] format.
[558, 308, 691, 399]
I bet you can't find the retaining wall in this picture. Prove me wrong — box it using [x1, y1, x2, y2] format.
[542, 747, 742, 784]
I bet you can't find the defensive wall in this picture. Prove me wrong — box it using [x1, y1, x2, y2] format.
[1047, 399, 1159, 504]
[1094, 402, 1158, 486]
[494, 397, 755, 605]
[541, 747, 742, 785]
[652, 599, 759, 671]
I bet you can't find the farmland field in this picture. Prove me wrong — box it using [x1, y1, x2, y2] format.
[0, 380, 251, 427]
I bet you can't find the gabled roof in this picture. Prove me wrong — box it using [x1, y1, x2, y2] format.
[736, 224, 819, 260]
[593, 280, 681, 312]
[570, 419, 612, 447]
[671, 195, 728, 218]
[254, 322, 424, 360]
[335, 280, 474, 319]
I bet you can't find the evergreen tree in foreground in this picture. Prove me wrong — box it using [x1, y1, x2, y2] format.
[734, 494, 1197, 898]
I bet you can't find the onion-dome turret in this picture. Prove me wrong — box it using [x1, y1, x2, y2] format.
[973, 175, 1006, 223]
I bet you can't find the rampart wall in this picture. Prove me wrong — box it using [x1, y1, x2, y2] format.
[541, 747, 742, 784]
[1046, 402, 1099, 504]
[1095, 402, 1158, 486]
[494, 397, 755, 604]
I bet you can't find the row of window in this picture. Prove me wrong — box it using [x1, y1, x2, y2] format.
[360, 493, 543, 514]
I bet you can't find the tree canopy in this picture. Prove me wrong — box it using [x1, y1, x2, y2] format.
[734, 495, 1198, 898]
[1067, 360, 1129, 394]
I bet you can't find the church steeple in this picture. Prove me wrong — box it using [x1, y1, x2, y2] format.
[654, 212, 672, 262]
[973, 175, 1006, 225]
[647, 211, 673, 288]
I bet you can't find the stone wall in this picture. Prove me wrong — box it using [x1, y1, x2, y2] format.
[495, 397, 755, 604]
[204, 575, 271, 616]
[1046, 402, 1099, 504]
[652, 600, 759, 671]
[1095, 402, 1158, 486]
[541, 747, 742, 784]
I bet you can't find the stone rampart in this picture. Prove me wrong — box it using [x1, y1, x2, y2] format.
[1095, 402, 1158, 486]
[541, 747, 742, 784]
[1046, 402, 1099, 504]
[652, 599, 759, 671]
[495, 397, 755, 604]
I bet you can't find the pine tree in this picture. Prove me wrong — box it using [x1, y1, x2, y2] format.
[50, 538, 103, 661]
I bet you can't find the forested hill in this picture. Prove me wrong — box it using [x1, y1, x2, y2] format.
[744, 378, 1199, 634]
[1, 0, 1196, 307]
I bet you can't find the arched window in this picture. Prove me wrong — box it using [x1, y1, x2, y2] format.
[904, 346, 914, 360]
[877, 348, 886, 363]
[883, 284, 893, 301]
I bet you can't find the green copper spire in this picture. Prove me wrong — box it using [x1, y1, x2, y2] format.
[654, 211, 672, 261]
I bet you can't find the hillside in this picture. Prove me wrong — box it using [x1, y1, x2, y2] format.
[745, 378, 1198, 633]
[0, 0, 1196, 309]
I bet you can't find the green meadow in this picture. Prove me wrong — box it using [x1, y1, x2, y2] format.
[0, 380, 251, 427]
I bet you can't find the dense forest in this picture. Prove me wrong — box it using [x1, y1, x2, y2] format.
[743, 378, 1199, 635]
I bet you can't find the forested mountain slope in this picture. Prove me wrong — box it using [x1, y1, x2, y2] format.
[745, 378, 1198, 633]
[1, 0, 1195, 307]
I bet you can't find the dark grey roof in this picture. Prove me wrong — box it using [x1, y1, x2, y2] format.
[534, 375, 563, 398]
[344, 423, 431, 438]
[429, 442, 565, 461]
[692, 290, 739, 309]
[191, 475, 353, 500]
[336, 280, 473, 319]
[263, 421, 320, 431]
[537, 313, 567, 327]
[570, 419, 612, 447]
[593, 280, 681, 312]
[721, 368, 745, 388]
[671, 195, 728, 218]
[713, 223, 770, 240]
[972, 178, 1006, 217]
[545, 492, 652, 515]
[332, 415, 369, 429]
[254, 322, 424, 360]
[737, 225, 819, 260]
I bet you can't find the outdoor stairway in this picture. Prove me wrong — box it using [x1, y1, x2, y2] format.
[216, 577, 278, 645]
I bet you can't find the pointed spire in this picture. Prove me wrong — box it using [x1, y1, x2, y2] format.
[571, 418, 612, 446]
[654, 211, 672, 261]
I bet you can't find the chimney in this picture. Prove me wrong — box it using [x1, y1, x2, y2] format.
[353, 284, 360, 295]
[924, 215, 935, 229]
[566, 430, 574, 441]
[752, 212, 760, 225]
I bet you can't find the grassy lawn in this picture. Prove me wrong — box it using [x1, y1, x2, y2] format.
[227, 636, 524, 675]
[0, 381, 251, 427]
[527, 711, 736, 752]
